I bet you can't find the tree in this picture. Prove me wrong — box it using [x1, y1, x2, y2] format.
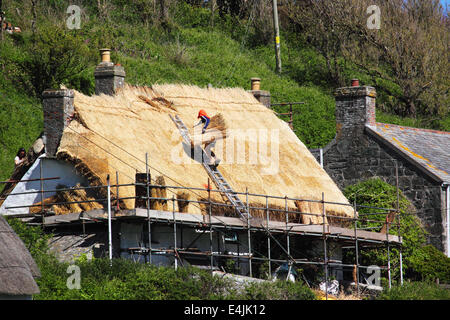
[286, 0, 449, 118]
[12, 25, 94, 97]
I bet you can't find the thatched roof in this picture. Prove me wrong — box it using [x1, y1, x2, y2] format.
[56, 84, 355, 222]
[0, 216, 40, 296]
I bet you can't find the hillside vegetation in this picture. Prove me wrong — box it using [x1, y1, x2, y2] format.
[0, 0, 448, 183]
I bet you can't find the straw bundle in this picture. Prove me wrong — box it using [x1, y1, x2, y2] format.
[295, 200, 327, 225]
[151, 176, 167, 211]
[177, 191, 190, 212]
[191, 113, 228, 148]
[55, 84, 355, 223]
[30, 184, 103, 215]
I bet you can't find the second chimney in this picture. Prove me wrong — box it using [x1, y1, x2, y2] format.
[249, 77, 271, 108]
[94, 49, 126, 96]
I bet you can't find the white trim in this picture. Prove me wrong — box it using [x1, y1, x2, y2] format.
[446, 184, 450, 257]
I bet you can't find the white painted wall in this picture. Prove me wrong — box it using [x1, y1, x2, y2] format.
[0, 156, 89, 215]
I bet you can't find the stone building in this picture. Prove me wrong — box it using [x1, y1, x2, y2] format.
[313, 83, 450, 256]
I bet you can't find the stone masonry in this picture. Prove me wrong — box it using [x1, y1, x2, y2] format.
[318, 85, 446, 252]
[42, 89, 74, 157]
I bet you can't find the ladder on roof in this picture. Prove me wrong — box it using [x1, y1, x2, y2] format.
[169, 114, 251, 221]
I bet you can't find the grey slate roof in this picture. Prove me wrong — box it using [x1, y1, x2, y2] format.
[366, 123, 450, 183]
[0, 216, 40, 296]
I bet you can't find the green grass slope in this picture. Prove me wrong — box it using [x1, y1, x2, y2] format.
[0, 4, 337, 183]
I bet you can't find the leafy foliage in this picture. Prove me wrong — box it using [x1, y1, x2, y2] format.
[343, 178, 440, 283]
[11, 25, 95, 97]
[4, 217, 51, 260]
[377, 281, 450, 300]
[407, 245, 450, 283]
[286, 0, 450, 119]
[34, 257, 316, 300]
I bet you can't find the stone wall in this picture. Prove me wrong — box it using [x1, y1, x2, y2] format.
[47, 223, 120, 263]
[42, 89, 74, 157]
[322, 130, 444, 250]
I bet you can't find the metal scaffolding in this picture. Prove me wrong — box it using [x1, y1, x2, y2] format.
[1, 161, 405, 299]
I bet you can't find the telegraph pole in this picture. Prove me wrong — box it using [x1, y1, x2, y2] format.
[0, 0, 4, 41]
[210, 0, 215, 28]
[272, 0, 281, 73]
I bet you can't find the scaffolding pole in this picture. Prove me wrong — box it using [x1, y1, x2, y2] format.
[387, 222, 391, 289]
[107, 174, 112, 264]
[115, 171, 119, 211]
[173, 195, 177, 270]
[39, 159, 44, 229]
[209, 179, 213, 272]
[146, 153, 152, 264]
[354, 199, 360, 296]
[266, 195, 271, 279]
[322, 192, 328, 300]
[396, 163, 404, 285]
[247, 187, 252, 278]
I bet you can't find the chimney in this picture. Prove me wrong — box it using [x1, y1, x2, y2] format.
[94, 48, 126, 95]
[249, 77, 271, 108]
[334, 80, 376, 140]
[42, 89, 74, 157]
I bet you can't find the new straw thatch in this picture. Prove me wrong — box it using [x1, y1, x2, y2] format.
[0, 216, 40, 296]
[56, 84, 356, 224]
[30, 183, 104, 215]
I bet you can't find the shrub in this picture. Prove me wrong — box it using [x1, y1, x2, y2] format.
[5, 217, 51, 260]
[10, 24, 96, 97]
[377, 281, 450, 300]
[344, 178, 428, 282]
[240, 280, 316, 300]
[407, 245, 450, 283]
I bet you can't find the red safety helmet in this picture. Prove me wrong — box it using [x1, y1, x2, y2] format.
[197, 109, 209, 119]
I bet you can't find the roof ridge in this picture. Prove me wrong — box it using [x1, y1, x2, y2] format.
[373, 122, 450, 135]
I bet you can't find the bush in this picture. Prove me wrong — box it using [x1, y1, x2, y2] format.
[9, 24, 96, 97]
[407, 245, 450, 283]
[5, 217, 51, 260]
[377, 281, 450, 300]
[240, 280, 316, 300]
[344, 178, 428, 282]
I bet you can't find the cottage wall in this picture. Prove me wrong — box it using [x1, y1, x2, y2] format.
[318, 84, 446, 252]
[0, 157, 89, 216]
[322, 132, 444, 250]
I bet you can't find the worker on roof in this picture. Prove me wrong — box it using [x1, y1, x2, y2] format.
[14, 148, 26, 167]
[194, 109, 210, 134]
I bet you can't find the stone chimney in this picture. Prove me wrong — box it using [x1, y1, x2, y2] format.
[42, 89, 74, 157]
[94, 48, 126, 95]
[334, 80, 376, 140]
[249, 77, 271, 108]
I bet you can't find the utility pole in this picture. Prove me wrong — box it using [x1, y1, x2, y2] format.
[0, 0, 4, 41]
[272, 0, 281, 73]
[210, 0, 215, 28]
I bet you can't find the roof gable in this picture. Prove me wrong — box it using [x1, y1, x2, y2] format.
[366, 123, 450, 183]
